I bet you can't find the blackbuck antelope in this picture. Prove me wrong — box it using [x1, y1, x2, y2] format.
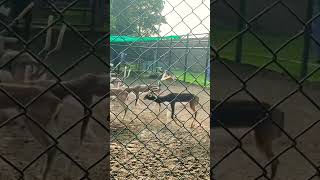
[23, 73, 108, 145]
[0, 83, 63, 180]
[144, 92, 199, 127]
[211, 100, 284, 180]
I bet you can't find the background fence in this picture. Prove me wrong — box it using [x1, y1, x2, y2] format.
[111, 33, 210, 87]
[213, 0, 320, 81]
[110, 0, 210, 179]
[212, 0, 320, 179]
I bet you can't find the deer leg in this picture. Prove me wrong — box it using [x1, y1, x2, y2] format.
[170, 102, 175, 120]
[254, 130, 279, 180]
[134, 92, 139, 106]
[170, 102, 181, 127]
[80, 115, 90, 145]
[24, 118, 56, 180]
[118, 96, 128, 119]
[80, 97, 92, 145]
[190, 101, 197, 128]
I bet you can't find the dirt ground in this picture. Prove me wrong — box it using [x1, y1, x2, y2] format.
[211, 60, 320, 180]
[0, 96, 108, 180]
[110, 79, 210, 179]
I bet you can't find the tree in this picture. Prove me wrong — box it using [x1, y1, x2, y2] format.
[111, 0, 167, 36]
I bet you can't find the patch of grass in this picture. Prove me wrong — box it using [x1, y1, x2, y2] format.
[172, 70, 210, 88]
[213, 29, 320, 81]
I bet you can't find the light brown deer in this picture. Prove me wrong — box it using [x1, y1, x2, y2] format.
[160, 70, 176, 81]
[23, 73, 108, 145]
[110, 65, 131, 88]
[124, 83, 161, 106]
[0, 82, 63, 180]
[110, 87, 129, 119]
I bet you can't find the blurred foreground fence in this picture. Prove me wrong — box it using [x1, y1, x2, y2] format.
[0, 0, 108, 179]
[212, 0, 320, 179]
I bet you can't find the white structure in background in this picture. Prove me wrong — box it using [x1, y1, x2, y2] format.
[0, 5, 10, 16]
[119, 51, 127, 62]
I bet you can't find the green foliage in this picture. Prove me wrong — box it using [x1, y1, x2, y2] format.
[111, 0, 166, 36]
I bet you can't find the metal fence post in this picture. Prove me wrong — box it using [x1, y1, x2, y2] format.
[301, 0, 314, 78]
[168, 38, 173, 71]
[155, 40, 159, 69]
[90, 0, 97, 31]
[235, 0, 246, 64]
[183, 34, 189, 82]
[204, 42, 210, 87]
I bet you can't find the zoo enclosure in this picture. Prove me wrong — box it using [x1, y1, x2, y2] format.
[110, 0, 210, 179]
[111, 33, 210, 87]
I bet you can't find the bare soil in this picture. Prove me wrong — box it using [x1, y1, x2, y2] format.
[110, 80, 210, 179]
[0, 96, 108, 180]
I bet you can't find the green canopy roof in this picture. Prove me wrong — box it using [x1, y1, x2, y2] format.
[110, 35, 181, 43]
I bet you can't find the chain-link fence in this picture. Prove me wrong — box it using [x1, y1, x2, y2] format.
[110, 0, 210, 179]
[212, 0, 320, 179]
[0, 1, 108, 179]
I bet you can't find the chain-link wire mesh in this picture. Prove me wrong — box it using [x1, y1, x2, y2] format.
[110, 0, 210, 179]
[211, 0, 320, 179]
[0, 0, 108, 179]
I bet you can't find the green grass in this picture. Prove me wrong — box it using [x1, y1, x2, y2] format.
[172, 70, 210, 88]
[213, 29, 320, 81]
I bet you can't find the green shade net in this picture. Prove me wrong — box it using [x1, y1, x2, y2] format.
[110, 35, 181, 43]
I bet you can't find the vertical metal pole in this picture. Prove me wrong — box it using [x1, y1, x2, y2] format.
[168, 38, 173, 71]
[90, 0, 97, 31]
[183, 34, 189, 82]
[204, 42, 210, 87]
[155, 40, 159, 69]
[312, 0, 320, 63]
[301, 0, 313, 78]
[235, 0, 246, 63]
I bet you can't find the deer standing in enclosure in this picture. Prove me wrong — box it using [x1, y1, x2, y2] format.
[0, 83, 63, 180]
[144, 92, 199, 127]
[120, 69, 176, 106]
[24, 73, 109, 145]
[110, 68, 172, 115]
[211, 100, 284, 180]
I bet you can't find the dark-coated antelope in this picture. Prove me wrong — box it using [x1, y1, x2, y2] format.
[211, 100, 284, 180]
[144, 92, 199, 127]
